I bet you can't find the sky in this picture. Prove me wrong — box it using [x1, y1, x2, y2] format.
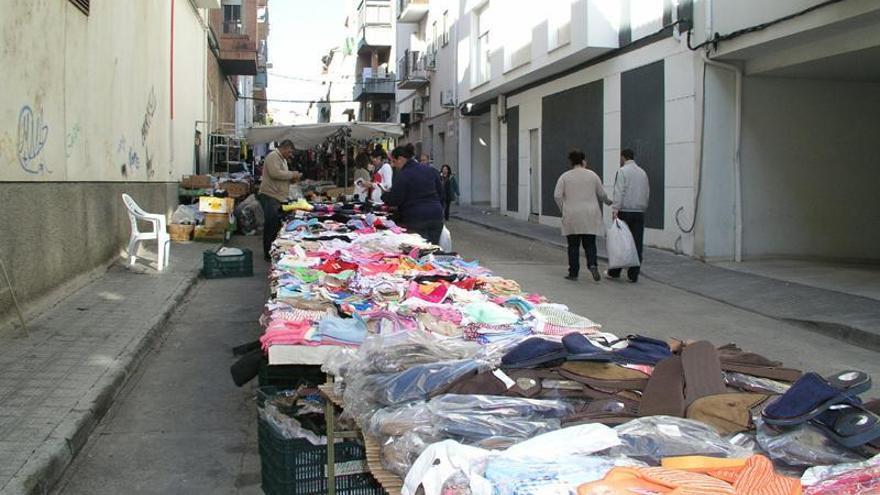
[266, 0, 349, 124]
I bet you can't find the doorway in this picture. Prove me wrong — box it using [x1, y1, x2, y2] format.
[528, 129, 540, 222]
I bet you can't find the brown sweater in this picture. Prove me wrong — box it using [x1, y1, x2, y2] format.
[259, 150, 295, 202]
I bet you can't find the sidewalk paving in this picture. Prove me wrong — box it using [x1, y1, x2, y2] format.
[452, 205, 880, 350]
[0, 242, 213, 495]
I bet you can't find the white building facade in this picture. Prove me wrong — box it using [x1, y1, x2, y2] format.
[400, 0, 880, 263]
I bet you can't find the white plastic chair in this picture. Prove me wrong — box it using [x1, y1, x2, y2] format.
[122, 193, 170, 270]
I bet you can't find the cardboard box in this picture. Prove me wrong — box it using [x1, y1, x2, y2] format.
[181, 175, 213, 189]
[220, 181, 250, 198]
[199, 196, 234, 214]
[193, 225, 226, 242]
[168, 224, 194, 242]
[203, 213, 230, 231]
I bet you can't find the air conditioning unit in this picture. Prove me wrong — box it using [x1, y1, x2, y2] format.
[440, 90, 455, 108]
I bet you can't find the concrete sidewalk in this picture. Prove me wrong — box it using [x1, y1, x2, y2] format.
[451, 205, 880, 350]
[0, 242, 214, 495]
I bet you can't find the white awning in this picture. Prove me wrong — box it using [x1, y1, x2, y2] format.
[243, 122, 403, 147]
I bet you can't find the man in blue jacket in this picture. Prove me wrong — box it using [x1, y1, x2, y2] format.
[382, 145, 445, 245]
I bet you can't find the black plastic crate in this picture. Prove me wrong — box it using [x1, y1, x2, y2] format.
[202, 248, 253, 279]
[258, 362, 326, 389]
[257, 414, 383, 495]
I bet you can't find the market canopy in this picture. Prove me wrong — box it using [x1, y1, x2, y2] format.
[243, 122, 404, 147]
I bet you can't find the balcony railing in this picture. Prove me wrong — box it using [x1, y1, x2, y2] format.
[222, 19, 243, 35]
[397, 50, 429, 90]
[353, 75, 396, 101]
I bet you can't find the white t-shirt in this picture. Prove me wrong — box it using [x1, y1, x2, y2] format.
[370, 162, 393, 204]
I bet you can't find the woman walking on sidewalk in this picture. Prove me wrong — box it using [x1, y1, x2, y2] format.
[440, 164, 459, 221]
[554, 149, 612, 281]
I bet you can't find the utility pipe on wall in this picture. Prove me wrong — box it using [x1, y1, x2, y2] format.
[701, 51, 743, 262]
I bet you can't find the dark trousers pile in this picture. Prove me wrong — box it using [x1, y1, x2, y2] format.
[607, 211, 645, 282]
[567, 234, 597, 278]
[257, 194, 282, 260]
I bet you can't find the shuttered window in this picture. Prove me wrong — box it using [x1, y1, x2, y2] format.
[69, 0, 89, 15]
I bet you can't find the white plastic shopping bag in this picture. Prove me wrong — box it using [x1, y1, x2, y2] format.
[606, 219, 640, 269]
[439, 226, 453, 252]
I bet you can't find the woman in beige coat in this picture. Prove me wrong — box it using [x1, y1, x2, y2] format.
[554, 149, 612, 281]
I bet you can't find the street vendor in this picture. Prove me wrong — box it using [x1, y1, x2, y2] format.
[382, 145, 445, 245]
[258, 139, 302, 261]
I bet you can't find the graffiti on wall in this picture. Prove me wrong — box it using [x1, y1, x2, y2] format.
[16, 105, 49, 174]
[65, 123, 80, 158]
[141, 88, 157, 146]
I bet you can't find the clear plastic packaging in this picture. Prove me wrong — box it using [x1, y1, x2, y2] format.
[322, 346, 359, 377]
[357, 359, 486, 406]
[379, 428, 439, 478]
[426, 394, 575, 449]
[723, 371, 791, 394]
[484, 455, 645, 495]
[259, 404, 327, 445]
[609, 416, 752, 464]
[801, 453, 880, 486]
[753, 414, 865, 468]
[368, 402, 433, 438]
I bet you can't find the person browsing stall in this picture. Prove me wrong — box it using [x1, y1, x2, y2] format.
[381, 145, 445, 245]
[258, 139, 302, 261]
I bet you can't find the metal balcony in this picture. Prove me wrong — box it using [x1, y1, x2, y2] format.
[218, 35, 257, 75]
[397, 0, 428, 23]
[353, 76, 397, 102]
[397, 50, 429, 90]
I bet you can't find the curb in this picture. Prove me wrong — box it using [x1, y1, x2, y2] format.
[0, 270, 201, 495]
[451, 212, 880, 352]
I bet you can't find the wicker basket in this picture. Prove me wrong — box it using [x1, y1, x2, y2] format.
[168, 224, 194, 242]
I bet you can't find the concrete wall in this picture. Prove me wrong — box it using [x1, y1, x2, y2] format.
[470, 113, 491, 203]
[696, 65, 737, 260]
[0, 1, 209, 320]
[739, 76, 880, 261]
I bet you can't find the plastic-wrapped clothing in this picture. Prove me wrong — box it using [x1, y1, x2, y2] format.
[380, 428, 439, 478]
[609, 416, 752, 464]
[802, 453, 880, 494]
[359, 359, 484, 406]
[433, 413, 560, 448]
[402, 440, 493, 495]
[502, 423, 621, 459]
[427, 394, 574, 419]
[754, 414, 865, 468]
[368, 402, 433, 438]
[801, 453, 880, 486]
[486, 456, 644, 495]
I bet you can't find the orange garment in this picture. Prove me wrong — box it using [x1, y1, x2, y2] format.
[577, 466, 735, 495]
[661, 455, 801, 495]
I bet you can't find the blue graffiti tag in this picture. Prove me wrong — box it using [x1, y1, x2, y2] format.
[128, 148, 140, 169]
[17, 105, 49, 174]
[65, 123, 81, 158]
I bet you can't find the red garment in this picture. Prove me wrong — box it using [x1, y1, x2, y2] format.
[317, 258, 358, 274]
[452, 278, 478, 291]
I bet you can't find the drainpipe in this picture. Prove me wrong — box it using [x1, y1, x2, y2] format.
[701, 51, 743, 262]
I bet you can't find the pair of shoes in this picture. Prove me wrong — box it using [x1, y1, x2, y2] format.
[604, 270, 620, 280]
[564, 275, 578, 281]
[589, 267, 601, 282]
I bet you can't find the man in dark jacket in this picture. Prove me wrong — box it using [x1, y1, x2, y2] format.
[382, 145, 445, 245]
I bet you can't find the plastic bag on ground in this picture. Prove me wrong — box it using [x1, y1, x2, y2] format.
[170, 204, 199, 225]
[608, 416, 751, 464]
[606, 219, 640, 269]
[439, 226, 453, 252]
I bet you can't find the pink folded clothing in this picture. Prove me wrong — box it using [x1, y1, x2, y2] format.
[260, 320, 320, 350]
[535, 321, 601, 337]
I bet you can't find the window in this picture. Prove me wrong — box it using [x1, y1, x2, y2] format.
[68, 0, 89, 15]
[442, 11, 449, 46]
[222, 0, 243, 34]
[476, 5, 491, 84]
[366, 3, 392, 24]
[432, 21, 438, 53]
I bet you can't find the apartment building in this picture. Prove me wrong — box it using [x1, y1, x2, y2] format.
[395, 0, 459, 169]
[316, 21, 360, 123]
[353, 0, 398, 122]
[409, 0, 880, 263]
